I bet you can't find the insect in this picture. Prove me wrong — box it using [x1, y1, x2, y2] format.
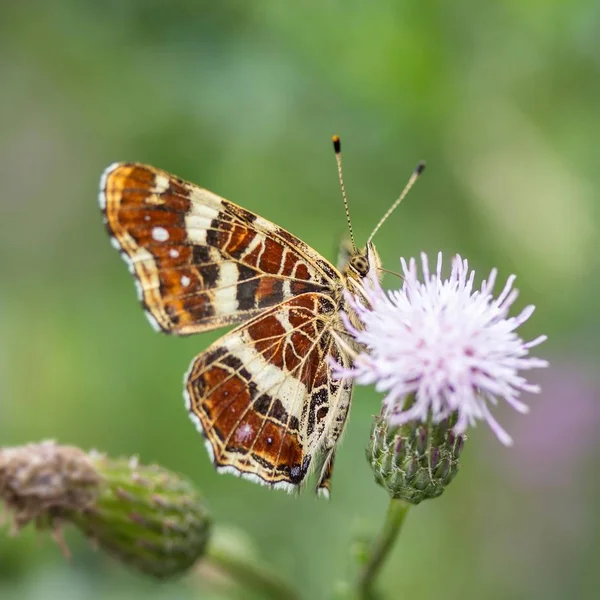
[99, 137, 424, 496]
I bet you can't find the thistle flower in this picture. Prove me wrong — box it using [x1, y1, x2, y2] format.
[336, 252, 548, 446]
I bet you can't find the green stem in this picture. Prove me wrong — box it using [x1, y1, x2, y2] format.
[206, 542, 301, 600]
[357, 498, 410, 599]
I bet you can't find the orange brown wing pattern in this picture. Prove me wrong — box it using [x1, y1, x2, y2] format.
[185, 293, 353, 490]
[100, 163, 341, 335]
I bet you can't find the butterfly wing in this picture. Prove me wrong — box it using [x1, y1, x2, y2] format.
[185, 292, 353, 491]
[100, 163, 341, 335]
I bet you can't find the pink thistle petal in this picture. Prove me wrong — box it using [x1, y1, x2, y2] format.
[338, 253, 548, 445]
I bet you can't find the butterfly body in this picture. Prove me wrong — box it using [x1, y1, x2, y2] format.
[100, 162, 378, 495]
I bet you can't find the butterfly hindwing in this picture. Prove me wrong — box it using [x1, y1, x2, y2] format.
[100, 163, 341, 335]
[184, 292, 352, 490]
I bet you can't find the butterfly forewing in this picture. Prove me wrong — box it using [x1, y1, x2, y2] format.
[100, 163, 340, 335]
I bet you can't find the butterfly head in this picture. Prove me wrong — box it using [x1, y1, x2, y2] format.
[338, 240, 382, 292]
[343, 241, 382, 285]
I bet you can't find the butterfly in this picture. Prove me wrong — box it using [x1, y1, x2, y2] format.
[99, 136, 423, 496]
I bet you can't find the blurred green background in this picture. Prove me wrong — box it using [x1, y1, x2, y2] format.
[1, 1, 599, 598]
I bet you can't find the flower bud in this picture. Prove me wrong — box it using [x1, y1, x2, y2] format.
[0, 441, 211, 579]
[73, 453, 211, 579]
[367, 406, 465, 504]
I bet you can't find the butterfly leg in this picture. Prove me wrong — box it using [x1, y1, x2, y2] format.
[316, 449, 336, 499]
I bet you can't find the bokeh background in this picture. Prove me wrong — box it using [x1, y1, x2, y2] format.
[1, 1, 599, 599]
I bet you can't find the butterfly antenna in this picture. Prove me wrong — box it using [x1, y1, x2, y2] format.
[367, 160, 426, 245]
[333, 135, 357, 254]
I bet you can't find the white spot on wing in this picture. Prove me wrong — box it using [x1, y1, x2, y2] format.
[235, 423, 254, 443]
[153, 173, 170, 194]
[188, 202, 220, 219]
[185, 221, 208, 244]
[181, 275, 191, 287]
[169, 249, 180, 258]
[152, 226, 169, 242]
[214, 263, 239, 315]
[185, 197, 222, 245]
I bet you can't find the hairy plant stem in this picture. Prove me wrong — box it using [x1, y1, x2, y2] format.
[357, 498, 410, 599]
[206, 543, 301, 600]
